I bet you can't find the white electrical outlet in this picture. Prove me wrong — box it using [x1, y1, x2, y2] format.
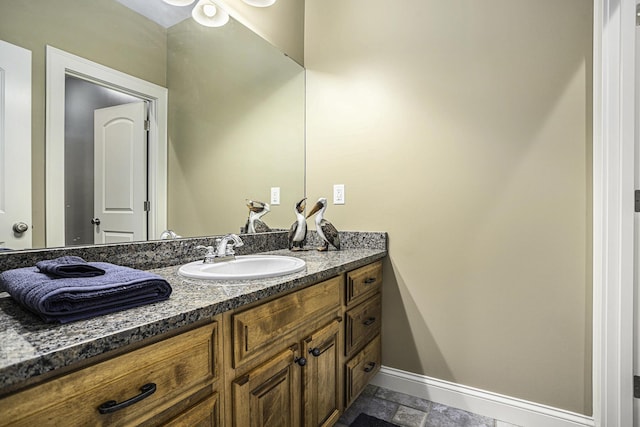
[333, 184, 345, 205]
[270, 187, 280, 205]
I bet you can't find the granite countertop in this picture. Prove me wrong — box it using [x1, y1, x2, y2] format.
[0, 246, 386, 394]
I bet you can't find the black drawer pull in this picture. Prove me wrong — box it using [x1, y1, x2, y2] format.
[363, 362, 377, 373]
[364, 278, 376, 284]
[363, 317, 376, 326]
[98, 383, 157, 414]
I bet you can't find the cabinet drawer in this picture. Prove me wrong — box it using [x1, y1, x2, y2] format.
[345, 334, 381, 407]
[0, 322, 218, 427]
[346, 261, 382, 306]
[345, 293, 381, 357]
[163, 392, 220, 427]
[232, 276, 342, 366]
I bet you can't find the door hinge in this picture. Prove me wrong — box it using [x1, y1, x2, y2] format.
[635, 190, 640, 212]
[143, 201, 151, 212]
[144, 120, 150, 131]
[637, 3, 640, 26]
[634, 376, 640, 398]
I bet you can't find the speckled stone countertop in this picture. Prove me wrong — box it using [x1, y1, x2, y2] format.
[0, 231, 387, 395]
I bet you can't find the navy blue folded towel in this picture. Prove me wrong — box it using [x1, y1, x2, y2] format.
[36, 256, 105, 278]
[0, 262, 172, 323]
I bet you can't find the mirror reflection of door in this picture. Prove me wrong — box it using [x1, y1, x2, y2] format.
[64, 77, 147, 246]
[94, 102, 148, 244]
[0, 40, 31, 250]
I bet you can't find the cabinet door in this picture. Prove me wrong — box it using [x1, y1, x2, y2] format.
[232, 345, 301, 427]
[302, 319, 342, 427]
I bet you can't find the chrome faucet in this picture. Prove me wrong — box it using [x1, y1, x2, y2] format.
[160, 229, 181, 239]
[215, 234, 244, 259]
[196, 234, 244, 264]
[196, 234, 244, 263]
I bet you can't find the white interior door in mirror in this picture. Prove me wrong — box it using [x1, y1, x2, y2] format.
[94, 102, 147, 244]
[0, 40, 31, 250]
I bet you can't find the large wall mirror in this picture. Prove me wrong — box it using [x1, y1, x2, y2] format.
[0, 0, 305, 250]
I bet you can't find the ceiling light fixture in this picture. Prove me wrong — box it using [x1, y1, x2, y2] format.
[192, 0, 229, 27]
[163, 0, 197, 6]
[241, 0, 277, 7]
[162, 0, 276, 28]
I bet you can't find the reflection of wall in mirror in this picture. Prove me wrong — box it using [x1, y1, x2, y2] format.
[167, 17, 305, 238]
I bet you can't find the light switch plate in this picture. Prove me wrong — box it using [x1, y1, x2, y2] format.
[270, 187, 280, 205]
[333, 184, 345, 205]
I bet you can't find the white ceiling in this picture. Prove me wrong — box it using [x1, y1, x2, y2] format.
[114, 0, 193, 28]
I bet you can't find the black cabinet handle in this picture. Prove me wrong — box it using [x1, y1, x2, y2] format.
[363, 317, 376, 326]
[363, 362, 377, 373]
[98, 383, 156, 414]
[295, 356, 307, 366]
[309, 348, 321, 357]
[364, 278, 376, 284]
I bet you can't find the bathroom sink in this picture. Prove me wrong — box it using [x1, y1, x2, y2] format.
[178, 255, 306, 281]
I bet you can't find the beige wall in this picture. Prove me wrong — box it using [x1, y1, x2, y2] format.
[305, 0, 593, 415]
[0, 0, 167, 248]
[167, 18, 305, 236]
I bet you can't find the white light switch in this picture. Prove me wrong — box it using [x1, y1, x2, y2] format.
[333, 184, 345, 205]
[270, 187, 280, 205]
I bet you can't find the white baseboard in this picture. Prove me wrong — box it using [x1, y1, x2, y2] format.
[370, 366, 595, 427]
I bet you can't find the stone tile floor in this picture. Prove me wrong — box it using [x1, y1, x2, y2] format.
[336, 385, 520, 427]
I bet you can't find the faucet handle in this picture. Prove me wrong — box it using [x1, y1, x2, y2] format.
[196, 245, 216, 263]
[225, 234, 244, 256]
[231, 234, 244, 247]
[225, 242, 237, 256]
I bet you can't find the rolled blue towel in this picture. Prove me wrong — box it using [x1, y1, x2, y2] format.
[36, 256, 105, 278]
[0, 263, 172, 323]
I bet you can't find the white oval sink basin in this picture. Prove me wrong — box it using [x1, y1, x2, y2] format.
[178, 255, 306, 281]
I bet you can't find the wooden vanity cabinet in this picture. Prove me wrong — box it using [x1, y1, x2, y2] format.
[0, 320, 221, 427]
[224, 276, 344, 427]
[343, 261, 383, 407]
[224, 260, 383, 426]
[0, 259, 384, 427]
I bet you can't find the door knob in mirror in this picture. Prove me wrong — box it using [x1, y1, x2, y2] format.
[12, 222, 28, 234]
